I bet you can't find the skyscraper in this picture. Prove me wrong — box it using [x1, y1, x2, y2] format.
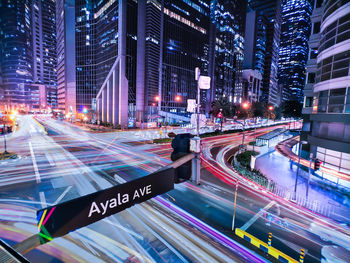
[278, 0, 312, 103]
[0, 0, 33, 111]
[95, 0, 246, 126]
[56, 0, 76, 114]
[136, 0, 210, 124]
[0, 0, 57, 112]
[303, 0, 350, 185]
[248, 0, 282, 106]
[208, 0, 246, 107]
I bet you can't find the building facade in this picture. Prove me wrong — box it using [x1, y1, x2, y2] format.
[0, 0, 33, 111]
[56, 0, 76, 114]
[248, 0, 282, 106]
[208, 0, 246, 108]
[0, 0, 57, 112]
[242, 69, 262, 103]
[303, 0, 350, 185]
[278, 0, 312, 103]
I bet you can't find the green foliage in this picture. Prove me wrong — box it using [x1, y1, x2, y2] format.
[281, 100, 302, 118]
[236, 151, 258, 168]
[210, 97, 236, 118]
[153, 138, 172, 144]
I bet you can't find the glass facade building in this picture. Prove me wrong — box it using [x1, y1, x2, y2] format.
[0, 0, 57, 112]
[75, 0, 137, 116]
[278, 0, 312, 103]
[56, 0, 76, 114]
[209, 0, 246, 105]
[248, 0, 282, 106]
[0, 0, 33, 111]
[303, 0, 350, 184]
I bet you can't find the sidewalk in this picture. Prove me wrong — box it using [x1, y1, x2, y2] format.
[255, 150, 350, 225]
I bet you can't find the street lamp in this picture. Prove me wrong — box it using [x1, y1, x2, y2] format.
[175, 95, 181, 102]
[294, 140, 308, 200]
[241, 102, 250, 149]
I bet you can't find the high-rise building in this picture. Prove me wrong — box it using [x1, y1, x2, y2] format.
[96, 0, 246, 126]
[56, 0, 76, 114]
[248, 0, 282, 106]
[243, 11, 268, 75]
[136, 0, 210, 124]
[0, 0, 57, 112]
[76, 0, 137, 125]
[208, 0, 246, 107]
[303, 0, 350, 185]
[278, 0, 312, 103]
[0, 0, 33, 111]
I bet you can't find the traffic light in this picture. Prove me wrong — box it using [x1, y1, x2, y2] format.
[217, 112, 222, 119]
[314, 159, 322, 171]
[171, 133, 192, 183]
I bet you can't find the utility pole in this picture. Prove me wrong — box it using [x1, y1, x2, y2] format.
[231, 181, 239, 231]
[3, 124, 8, 154]
[192, 67, 201, 184]
[306, 153, 313, 199]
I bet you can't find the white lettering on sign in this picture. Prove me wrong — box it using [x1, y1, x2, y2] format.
[88, 185, 152, 218]
[133, 185, 152, 200]
[88, 193, 129, 218]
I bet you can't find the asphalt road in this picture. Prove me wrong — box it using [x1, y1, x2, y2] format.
[0, 115, 267, 263]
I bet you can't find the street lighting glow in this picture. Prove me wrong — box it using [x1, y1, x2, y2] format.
[242, 102, 249, 109]
[268, 106, 274, 111]
[175, 95, 181, 102]
[155, 96, 160, 102]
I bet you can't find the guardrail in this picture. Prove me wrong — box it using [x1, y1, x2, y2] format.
[235, 228, 298, 263]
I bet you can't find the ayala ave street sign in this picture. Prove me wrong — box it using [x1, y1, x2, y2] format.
[36, 167, 175, 244]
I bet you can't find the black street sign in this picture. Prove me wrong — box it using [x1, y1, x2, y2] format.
[36, 167, 175, 244]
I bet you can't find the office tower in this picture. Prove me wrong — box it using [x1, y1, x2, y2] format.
[303, 0, 350, 184]
[243, 11, 268, 75]
[136, 0, 210, 124]
[278, 0, 312, 103]
[98, 0, 247, 126]
[0, 0, 33, 111]
[77, 0, 137, 126]
[207, 0, 246, 107]
[248, 0, 282, 106]
[56, 0, 76, 114]
[0, 0, 57, 112]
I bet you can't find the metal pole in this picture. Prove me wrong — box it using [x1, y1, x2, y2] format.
[306, 153, 313, 199]
[242, 119, 245, 148]
[3, 124, 8, 154]
[197, 77, 200, 137]
[294, 142, 303, 199]
[231, 182, 239, 231]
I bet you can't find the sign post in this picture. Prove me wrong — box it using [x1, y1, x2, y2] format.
[36, 167, 175, 244]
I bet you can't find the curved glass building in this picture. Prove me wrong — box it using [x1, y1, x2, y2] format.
[303, 0, 350, 186]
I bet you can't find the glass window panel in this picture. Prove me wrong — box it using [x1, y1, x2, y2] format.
[332, 68, 348, 79]
[329, 96, 345, 104]
[330, 88, 346, 96]
[336, 31, 350, 43]
[328, 104, 344, 113]
[333, 60, 350, 71]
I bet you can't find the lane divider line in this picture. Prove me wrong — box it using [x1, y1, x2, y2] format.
[29, 142, 41, 183]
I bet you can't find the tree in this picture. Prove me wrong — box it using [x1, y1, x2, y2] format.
[252, 101, 265, 118]
[210, 97, 235, 118]
[281, 100, 302, 118]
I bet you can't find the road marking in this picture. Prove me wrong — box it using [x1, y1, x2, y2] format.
[53, 186, 73, 205]
[241, 200, 275, 231]
[104, 219, 144, 240]
[29, 142, 41, 183]
[45, 152, 56, 166]
[39, 191, 46, 208]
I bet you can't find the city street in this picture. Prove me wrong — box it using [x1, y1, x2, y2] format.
[0, 115, 267, 263]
